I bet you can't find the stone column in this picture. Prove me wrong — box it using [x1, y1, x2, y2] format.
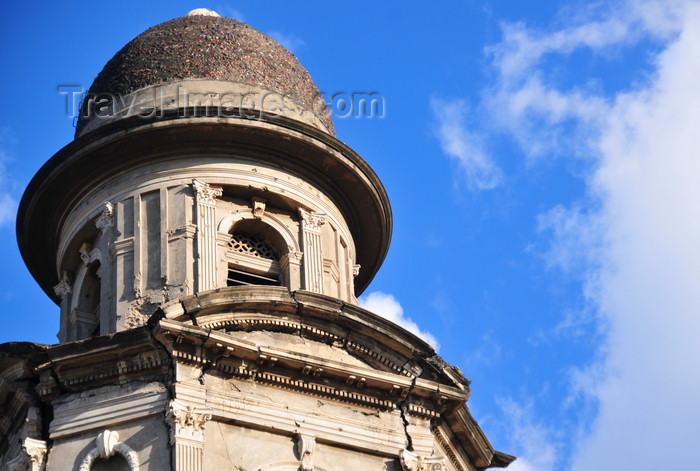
[112, 197, 136, 331]
[216, 232, 232, 287]
[298, 208, 326, 293]
[166, 399, 213, 471]
[53, 271, 73, 343]
[95, 202, 114, 335]
[7, 438, 47, 471]
[280, 251, 304, 291]
[193, 180, 222, 293]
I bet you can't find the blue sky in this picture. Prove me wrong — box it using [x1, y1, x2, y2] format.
[2, 1, 699, 470]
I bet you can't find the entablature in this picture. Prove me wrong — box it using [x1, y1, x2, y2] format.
[158, 287, 469, 391]
[155, 317, 468, 418]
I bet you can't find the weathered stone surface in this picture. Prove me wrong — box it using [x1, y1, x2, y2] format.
[7, 8, 514, 471]
[76, 15, 334, 136]
[46, 417, 170, 471]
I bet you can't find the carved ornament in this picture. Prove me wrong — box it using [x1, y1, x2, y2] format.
[95, 202, 114, 232]
[165, 399, 213, 444]
[80, 246, 101, 266]
[295, 432, 316, 471]
[400, 449, 447, 471]
[288, 251, 304, 262]
[78, 430, 139, 471]
[298, 208, 326, 232]
[193, 179, 223, 205]
[7, 438, 47, 471]
[252, 197, 267, 219]
[53, 271, 73, 299]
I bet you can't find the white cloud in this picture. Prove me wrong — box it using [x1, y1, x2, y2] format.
[479, 0, 700, 469]
[537, 204, 603, 275]
[0, 156, 17, 228]
[481, 0, 688, 160]
[491, 15, 632, 82]
[430, 97, 503, 190]
[497, 397, 558, 471]
[567, 4, 700, 469]
[489, 0, 684, 83]
[268, 31, 306, 54]
[359, 291, 440, 351]
[0, 193, 16, 227]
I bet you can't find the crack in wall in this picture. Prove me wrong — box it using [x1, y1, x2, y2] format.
[147, 325, 177, 471]
[397, 375, 417, 451]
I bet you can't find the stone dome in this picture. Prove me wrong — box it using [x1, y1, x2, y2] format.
[75, 12, 333, 136]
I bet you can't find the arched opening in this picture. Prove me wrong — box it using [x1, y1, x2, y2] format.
[72, 260, 101, 339]
[226, 219, 286, 287]
[91, 454, 130, 471]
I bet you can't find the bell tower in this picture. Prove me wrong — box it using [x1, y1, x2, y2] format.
[4, 9, 514, 471]
[18, 9, 390, 343]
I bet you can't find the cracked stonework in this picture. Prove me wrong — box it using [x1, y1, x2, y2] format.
[397, 375, 418, 451]
[123, 297, 161, 329]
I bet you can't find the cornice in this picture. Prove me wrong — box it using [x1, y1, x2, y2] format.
[155, 317, 466, 418]
[50, 383, 168, 439]
[158, 287, 462, 390]
[34, 328, 170, 399]
[442, 406, 516, 470]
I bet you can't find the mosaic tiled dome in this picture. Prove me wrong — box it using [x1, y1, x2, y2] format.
[75, 10, 333, 135]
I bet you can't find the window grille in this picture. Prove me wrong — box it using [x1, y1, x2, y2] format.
[226, 232, 281, 287]
[228, 233, 277, 260]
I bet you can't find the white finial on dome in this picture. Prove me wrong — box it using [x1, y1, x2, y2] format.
[186, 8, 221, 17]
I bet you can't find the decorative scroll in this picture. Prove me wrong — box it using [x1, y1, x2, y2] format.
[252, 197, 267, 219]
[298, 208, 326, 233]
[400, 449, 446, 471]
[79, 244, 101, 267]
[165, 399, 213, 471]
[95, 202, 114, 232]
[192, 179, 223, 205]
[7, 438, 47, 471]
[295, 432, 316, 471]
[53, 271, 73, 299]
[78, 430, 139, 471]
[165, 400, 213, 444]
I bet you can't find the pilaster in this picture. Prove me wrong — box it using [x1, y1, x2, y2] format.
[193, 180, 223, 292]
[298, 208, 326, 293]
[53, 271, 73, 343]
[166, 400, 212, 471]
[95, 202, 115, 335]
[166, 382, 213, 471]
[7, 438, 47, 471]
[280, 251, 303, 291]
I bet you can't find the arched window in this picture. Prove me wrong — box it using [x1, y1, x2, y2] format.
[78, 430, 139, 471]
[91, 454, 130, 471]
[226, 220, 284, 287]
[72, 259, 101, 339]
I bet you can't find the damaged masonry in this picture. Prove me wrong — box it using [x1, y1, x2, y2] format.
[3, 8, 514, 471]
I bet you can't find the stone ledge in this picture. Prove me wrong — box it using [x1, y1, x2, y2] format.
[50, 382, 169, 439]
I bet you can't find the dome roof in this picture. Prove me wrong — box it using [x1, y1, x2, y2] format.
[75, 12, 333, 135]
